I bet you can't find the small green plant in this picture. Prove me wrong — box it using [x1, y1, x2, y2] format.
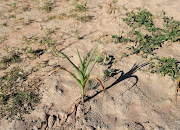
[129, 31, 162, 54]
[7, 3, 17, 12]
[22, 47, 44, 58]
[2, 89, 39, 120]
[74, 1, 87, 12]
[99, 55, 115, 68]
[103, 69, 117, 79]
[10, 15, 16, 19]
[0, 35, 8, 44]
[40, 35, 54, 47]
[149, 57, 180, 80]
[7, 3, 17, 8]
[0, 50, 21, 70]
[163, 14, 180, 42]
[22, 46, 33, 54]
[123, 8, 154, 31]
[49, 44, 104, 103]
[0, 67, 27, 89]
[112, 0, 117, 3]
[112, 35, 132, 43]
[99, 55, 117, 80]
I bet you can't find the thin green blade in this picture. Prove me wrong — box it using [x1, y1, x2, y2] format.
[61, 67, 82, 85]
[86, 53, 102, 78]
[62, 68, 83, 92]
[84, 43, 99, 74]
[49, 66, 82, 86]
[59, 51, 83, 79]
[76, 48, 84, 72]
[82, 57, 85, 65]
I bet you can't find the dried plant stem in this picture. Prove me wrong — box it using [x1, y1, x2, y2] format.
[175, 76, 180, 103]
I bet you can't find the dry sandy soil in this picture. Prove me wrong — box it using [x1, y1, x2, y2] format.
[0, 0, 180, 129]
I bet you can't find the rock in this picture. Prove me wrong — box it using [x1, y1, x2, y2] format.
[48, 115, 55, 128]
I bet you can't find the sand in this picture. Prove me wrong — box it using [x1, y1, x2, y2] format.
[0, 0, 180, 129]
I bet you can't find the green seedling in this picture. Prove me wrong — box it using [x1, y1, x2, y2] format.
[41, 35, 54, 47]
[112, 0, 117, 3]
[99, 55, 117, 80]
[7, 3, 17, 12]
[0, 50, 21, 70]
[123, 8, 154, 31]
[22, 47, 44, 58]
[7, 3, 17, 8]
[0, 35, 8, 44]
[74, 2, 87, 12]
[99, 55, 115, 68]
[22, 46, 33, 54]
[149, 56, 180, 80]
[0, 67, 27, 90]
[49, 44, 104, 103]
[103, 69, 117, 79]
[112, 35, 132, 43]
[10, 15, 16, 19]
[163, 15, 180, 42]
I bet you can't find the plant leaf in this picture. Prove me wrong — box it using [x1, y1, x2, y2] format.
[48, 66, 82, 87]
[82, 57, 85, 65]
[86, 53, 102, 78]
[76, 48, 84, 72]
[84, 43, 99, 74]
[59, 51, 83, 80]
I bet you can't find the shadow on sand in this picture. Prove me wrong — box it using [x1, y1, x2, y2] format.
[85, 62, 150, 102]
